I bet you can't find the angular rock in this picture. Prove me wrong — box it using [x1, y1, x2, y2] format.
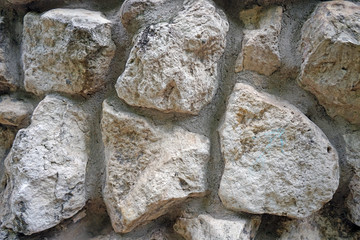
[174, 214, 261, 240]
[101, 100, 210, 233]
[278, 217, 322, 240]
[343, 131, 360, 170]
[218, 83, 339, 218]
[0, 126, 16, 193]
[298, 1, 360, 124]
[22, 9, 116, 96]
[0, 95, 90, 235]
[116, 0, 229, 114]
[235, 6, 282, 76]
[0, 95, 33, 127]
[347, 173, 360, 227]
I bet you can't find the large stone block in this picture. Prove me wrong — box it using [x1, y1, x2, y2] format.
[116, 0, 229, 114]
[0, 95, 90, 235]
[235, 6, 282, 76]
[218, 83, 339, 218]
[22, 9, 116, 96]
[298, 1, 360, 124]
[101, 100, 210, 233]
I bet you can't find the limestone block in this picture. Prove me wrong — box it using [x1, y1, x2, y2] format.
[0, 95, 90, 235]
[298, 1, 360, 124]
[347, 173, 360, 227]
[22, 9, 116, 96]
[0, 95, 33, 127]
[173, 214, 261, 240]
[101, 100, 210, 233]
[235, 6, 282, 76]
[116, 0, 229, 114]
[218, 83, 339, 218]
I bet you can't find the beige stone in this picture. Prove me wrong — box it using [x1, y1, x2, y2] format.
[101, 100, 210, 233]
[174, 214, 261, 240]
[0, 95, 33, 127]
[235, 6, 282, 76]
[116, 0, 228, 114]
[22, 9, 115, 96]
[298, 1, 360, 124]
[0, 95, 90, 235]
[218, 83, 339, 218]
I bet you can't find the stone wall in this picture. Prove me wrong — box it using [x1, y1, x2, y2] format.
[0, 0, 359, 239]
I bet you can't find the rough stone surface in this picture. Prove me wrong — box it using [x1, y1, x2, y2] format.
[173, 214, 261, 240]
[298, 1, 360, 124]
[22, 9, 116, 96]
[0, 126, 16, 193]
[0, 95, 90, 235]
[235, 6, 282, 76]
[278, 218, 322, 240]
[218, 83, 339, 218]
[344, 131, 360, 170]
[347, 173, 360, 227]
[116, 0, 229, 114]
[101, 100, 210, 233]
[0, 95, 33, 127]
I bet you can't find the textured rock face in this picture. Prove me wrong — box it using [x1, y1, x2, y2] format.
[22, 9, 116, 96]
[298, 1, 360, 124]
[235, 6, 282, 76]
[344, 131, 360, 170]
[0, 95, 33, 127]
[101, 100, 210, 233]
[218, 83, 339, 218]
[278, 218, 322, 240]
[0, 95, 89, 235]
[347, 173, 360, 227]
[116, 0, 229, 114]
[174, 214, 261, 240]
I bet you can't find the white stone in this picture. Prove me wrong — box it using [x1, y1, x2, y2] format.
[101, 99, 210, 233]
[0, 95, 90, 235]
[235, 6, 282, 76]
[0, 95, 33, 127]
[116, 0, 229, 114]
[298, 1, 360, 124]
[174, 214, 261, 240]
[22, 9, 115, 96]
[218, 83, 339, 218]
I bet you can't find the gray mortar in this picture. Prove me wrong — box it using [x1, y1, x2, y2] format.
[0, 0, 359, 239]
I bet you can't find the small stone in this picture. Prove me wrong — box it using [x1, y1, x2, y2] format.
[298, 1, 360, 124]
[174, 214, 261, 240]
[278, 217, 322, 240]
[116, 0, 229, 114]
[218, 83, 339, 218]
[346, 173, 360, 227]
[343, 131, 360, 170]
[22, 9, 116, 96]
[0, 95, 33, 127]
[0, 95, 90, 235]
[235, 6, 282, 76]
[101, 100, 210, 233]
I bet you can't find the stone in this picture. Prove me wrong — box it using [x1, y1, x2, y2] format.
[218, 83, 339, 218]
[298, 1, 360, 124]
[173, 214, 261, 240]
[0, 17, 19, 92]
[116, 0, 229, 114]
[22, 9, 116, 96]
[0, 95, 33, 127]
[0, 126, 16, 193]
[0, 95, 90, 235]
[347, 173, 360, 226]
[7, 0, 36, 4]
[343, 131, 360, 170]
[235, 6, 282, 76]
[101, 99, 210, 233]
[278, 217, 322, 240]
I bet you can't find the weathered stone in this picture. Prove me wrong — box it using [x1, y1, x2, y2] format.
[116, 0, 229, 114]
[0, 126, 16, 193]
[101, 100, 210, 233]
[22, 9, 116, 96]
[0, 95, 33, 127]
[278, 217, 322, 240]
[0, 95, 90, 235]
[0, 17, 19, 92]
[218, 83, 339, 218]
[235, 6, 282, 76]
[344, 131, 360, 170]
[298, 1, 360, 124]
[347, 173, 360, 227]
[119, 0, 179, 32]
[174, 214, 261, 240]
